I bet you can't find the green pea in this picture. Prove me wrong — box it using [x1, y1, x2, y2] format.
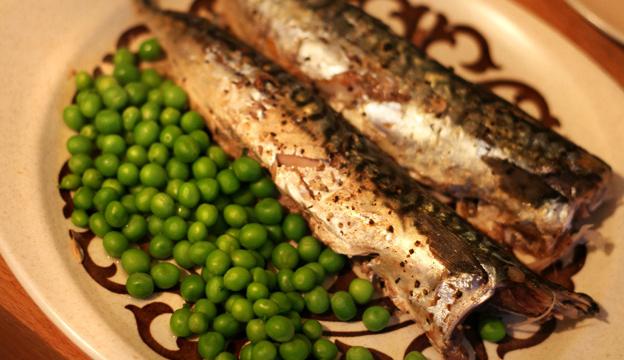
[159, 107, 180, 127]
[348, 278, 375, 305]
[63, 104, 86, 131]
[186, 312, 209, 334]
[94, 109, 122, 135]
[208, 145, 229, 169]
[105, 200, 128, 228]
[75, 70, 93, 91]
[252, 340, 277, 360]
[232, 156, 262, 182]
[147, 215, 163, 236]
[176, 182, 199, 208]
[230, 249, 256, 270]
[122, 214, 148, 242]
[346, 346, 373, 360]
[223, 266, 252, 292]
[66, 135, 93, 155]
[253, 299, 280, 319]
[179, 111, 203, 132]
[139, 37, 163, 61]
[134, 186, 156, 212]
[193, 204, 217, 228]
[304, 286, 329, 315]
[230, 297, 254, 323]
[216, 234, 240, 253]
[134, 121, 160, 147]
[250, 177, 278, 198]
[68, 154, 92, 175]
[244, 282, 268, 302]
[246, 318, 267, 342]
[318, 248, 346, 274]
[188, 241, 215, 266]
[172, 134, 199, 163]
[124, 82, 148, 106]
[190, 130, 210, 151]
[272, 243, 299, 270]
[286, 311, 303, 333]
[304, 262, 325, 285]
[282, 214, 308, 241]
[312, 339, 338, 360]
[170, 307, 192, 337]
[148, 88, 163, 106]
[193, 298, 217, 320]
[239, 223, 268, 250]
[279, 337, 310, 360]
[214, 352, 235, 360]
[265, 225, 284, 244]
[162, 216, 187, 241]
[125, 145, 146, 167]
[173, 240, 194, 269]
[241, 343, 254, 360]
[404, 351, 428, 360]
[113, 48, 135, 66]
[212, 313, 240, 338]
[150, 262, 180, 289]
[126, 272, 154, 299]
[301, 319, 322, 340]
[115, 163, 138, 187]
[265, 315, 295, 342]
[180, 274, 205, 303]
[198, 332, 225, 359]
[88, 212, 110, 237]
[102, 85, 128, 110]
[119, 248, 149, 275]
[478, 317, 506, 342]
[60, 174, 81, 190]
[270, 292, 292, 314]
[291, 267, 316, 292]
[191, 157, 216, 180]
[252, 198, 282, 225]
[69, 209, 89, 228]
[140, 163, 167, 189]
[141, 68, 162, 88]
[222, 204, 246, 228]
[166, 158, 190, 180]
[102, 231, 128, 257]
[330, 291, 357, 321]
[297, 236, 322, 263]
[78, 92, 102, 118]
[120, 194, 138, 215]
[113, 63, 140, 86]
[216, 169, 240, 195]
[163, 85, 188, 110]
[93, 154, 119, 178]
[205, 249, 232, 276]
[187, 221, 208, 243]
[150, 192, 175, 219]
[101, 178, 124, 194]
[147, 143, 168, 166]
[72, 187, 94, 211]
[362, 306, 390, 332]
[140, 101, 161, 122]
[93, 187, 120, 212]
[122, 107, 141, 132]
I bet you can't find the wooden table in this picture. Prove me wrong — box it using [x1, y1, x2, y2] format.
[0, 1, 622, 359]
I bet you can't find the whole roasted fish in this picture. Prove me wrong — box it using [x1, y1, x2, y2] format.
[136, 2, 597, 358]
[218, 0, 612, 268]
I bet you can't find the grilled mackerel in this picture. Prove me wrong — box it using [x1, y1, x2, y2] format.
[218, 0, 612, 267]
[136, 3, 597, 358]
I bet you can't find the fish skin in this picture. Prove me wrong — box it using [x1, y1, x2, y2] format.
[217, 0, 612, 265]
[135, 3, 597, 358]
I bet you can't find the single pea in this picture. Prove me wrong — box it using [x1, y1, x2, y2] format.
[282, 214, 308, 241]
[225, 294, 245, 314]
[214, 352, 235, 360]
[248, 267, 267, 286]
[162, 216, 187, 241]
[99, 134, 125, 156]
[126, 272, 154, 299]
[122, 107, 141, 132]
[68, 207, 88, 227]
[312, 339, 338, 360]
[250, 177, 278, 198]
[208, 145, 229, 169]
[78, 92, 102, 118]
[88, 212, 111, 237]
[140, 101, 161, 122]
[102, 231, 128, 258]
[114, 62, 140, 85]
[253, 299, 280, 319]
[187, 221, 208, 243]
[147, 143, 169, 165]
[298, 236, 322, 263]
[125, 145, 147, 167]
[252, 340, 277, 360]
[94, 109, 122, 135]
[149, 235, 174, 260]
[246, 318, 267, 342]
[192, 157, 217, 180]
[346, 346, 374, 360]
[216, 234, 240, 254]
[193, 298, 217, 320]
[266, 225, 284, 243]
[245, 282, 269, 302]
[238, 223, 268, 250]
[148, 88, 163, 105]
[63, 104, 86, 132]
[304, 286, 330, 315]
[122, 214, 148, 242]
[188, 241, 215, 266]
[164, 179, 181, 199]
[159, 126, 182, 151]
[124, 82, 148, 106]
[205, 276, 230, 303]
[134, 186, 157, 212]
[66, 135, 93, 155]
[115, 163, 138, 187]
[179, 111, 203, 132]
[150, 262, 180, 289]
[141, 68, 162, 88]
[301, 319, 323, 341]
[194, 204, 218, 228]
[222, 204, 247, 228]
[101, 178, 124, 194]
[180, 274, 205, 303]
[120, 194, 138, 215]
[68, 154, 93, 175]
[279, 337, 310, 360]
[190, 130, 210, 151]
[60, 174, 81, 191]
[102, 85, 128, 110]
[113, 48, 135, 66]
[93, 154, 119, 178]
[139, 37, 163, 61]
[223, 266, 252, 292]
[92, 187, 118, 213]
[134, 121, 160, 147]
[404, 351, 428, 360]
[198, 332, 225, 359]
[232, 156, 262, 182]
[96, 74, 119, 95]
[78, 126, 97, 144]
[212, 313, 240, 338]
[147, 215, 164, 236]
[231, 249, 257, 270]
[104, 200, 128, 227]
[362, 306, 390, 332]
[270, 292, 292, 314]
[291, 267, 315, 292]
[252, 198, 282, 226]
[140, 163, 167, 189]
[348, 278, 375, 305]
[265, 315, 295, 342]
[75, 70, 93, 91]
[170, 307, 192, 337]
[205, 249, 232, 276]
[216, 169, 240, 195]
[159, 107, 181, 126]
[330, 291, 357, 321]
[166, 158, 190, 180]
[304, 263, 326, 285]
[163, 85, 188, 110]
[176, 182, 199, 208]
[187, 311, 209, 334]
[272, 243, 299, 270]
[119, 248, 150, 275]
[318, 248, 346, 274]
[173, 241, 194, 269]
[173, 135, 199, 163]
[241, 343, 255, 360]
[230, 297, 254, 323]
[478, 317, 506, 343]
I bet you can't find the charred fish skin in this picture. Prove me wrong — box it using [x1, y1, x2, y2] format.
[218, 0, 612, 261]
[135, 3, 597, 357]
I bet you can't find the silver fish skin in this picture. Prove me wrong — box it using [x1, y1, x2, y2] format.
[135, 3, 597, 358]
[218, 0, 612, 267]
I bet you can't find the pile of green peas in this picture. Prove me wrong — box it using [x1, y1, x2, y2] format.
[60, 38, 436, 360]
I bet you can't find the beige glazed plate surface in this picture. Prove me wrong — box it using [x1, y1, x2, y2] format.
[0, 0, 623, 359]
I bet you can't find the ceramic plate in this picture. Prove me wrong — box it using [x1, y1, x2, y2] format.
[0, 0, 622, 359]
[567, 0, 624, 45]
